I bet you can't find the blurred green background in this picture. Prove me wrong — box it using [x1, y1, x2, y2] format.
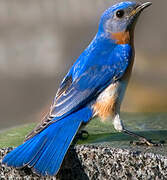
[0, 0, 166, 130]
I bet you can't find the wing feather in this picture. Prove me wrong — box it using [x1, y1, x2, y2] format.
[25, 44, 132, 140]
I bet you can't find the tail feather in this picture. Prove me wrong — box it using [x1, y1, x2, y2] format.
[32, 119, 81, 175]
[3, 137, 35, 166]
[2, 107, 92, 176]
[3, 134, 45, 167]
[45, 120, 81, 175]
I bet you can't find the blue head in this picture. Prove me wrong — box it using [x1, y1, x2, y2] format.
[98, 1, 152, 44]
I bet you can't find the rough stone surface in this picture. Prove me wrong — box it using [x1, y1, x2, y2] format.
[0, 145, 167, 180]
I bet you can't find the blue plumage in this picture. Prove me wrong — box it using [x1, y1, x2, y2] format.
[2, 1, 152, 177]
[51, 40, 132, 119]
[3, 107, 92, 176]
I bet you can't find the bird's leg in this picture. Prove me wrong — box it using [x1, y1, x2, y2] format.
[113, 114, 162, 146]
[122, 128, 157, 146]
[76, 130, 89, 140]
[71, 130, 89, 147]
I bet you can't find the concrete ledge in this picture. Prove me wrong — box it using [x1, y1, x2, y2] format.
[0, 145, 167, 179]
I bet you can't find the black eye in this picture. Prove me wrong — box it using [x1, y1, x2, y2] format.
[116, 10, 125, 18]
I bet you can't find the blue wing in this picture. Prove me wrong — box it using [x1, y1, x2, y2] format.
[25, 42, 132, 140]
[50, 44, 132, 119]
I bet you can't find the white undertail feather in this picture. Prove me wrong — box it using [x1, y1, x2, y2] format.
[113, 114, 124, 131]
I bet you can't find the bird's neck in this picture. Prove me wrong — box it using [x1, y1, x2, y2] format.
[110, 30, 134, 47]
[96, 29, 134, 49]
[88, 30, 135, 58]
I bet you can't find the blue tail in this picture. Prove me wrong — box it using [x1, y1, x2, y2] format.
[2, 107, 92, 176]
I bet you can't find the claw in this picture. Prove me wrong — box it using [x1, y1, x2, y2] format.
[77, 130, 89, 140]
[130, 138, 164, 147]
[123, 128, 165, 147]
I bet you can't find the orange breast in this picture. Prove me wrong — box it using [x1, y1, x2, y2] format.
[93, 96, 117, 121]
[93, 29, 135, 121]
[111, 31, 130, 45]
[93, 83, 118, 122]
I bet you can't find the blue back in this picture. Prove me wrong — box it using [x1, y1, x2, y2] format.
[51, 34, 132, 119]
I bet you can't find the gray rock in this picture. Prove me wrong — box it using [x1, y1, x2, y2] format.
[0, 145, 167, 179]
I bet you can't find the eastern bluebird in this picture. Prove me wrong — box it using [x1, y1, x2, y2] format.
[3, 1, 152, 176]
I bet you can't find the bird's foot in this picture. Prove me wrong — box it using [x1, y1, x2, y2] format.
[130, 138, 165, 147]
[72, 130, 89, 146]
[76, 130, 89, 140]
[122, 128, 165, 147]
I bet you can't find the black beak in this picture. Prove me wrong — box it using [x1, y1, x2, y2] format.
[130, 2, 152, 17]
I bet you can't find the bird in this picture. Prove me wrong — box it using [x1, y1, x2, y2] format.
[3, 1, 152, 177]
